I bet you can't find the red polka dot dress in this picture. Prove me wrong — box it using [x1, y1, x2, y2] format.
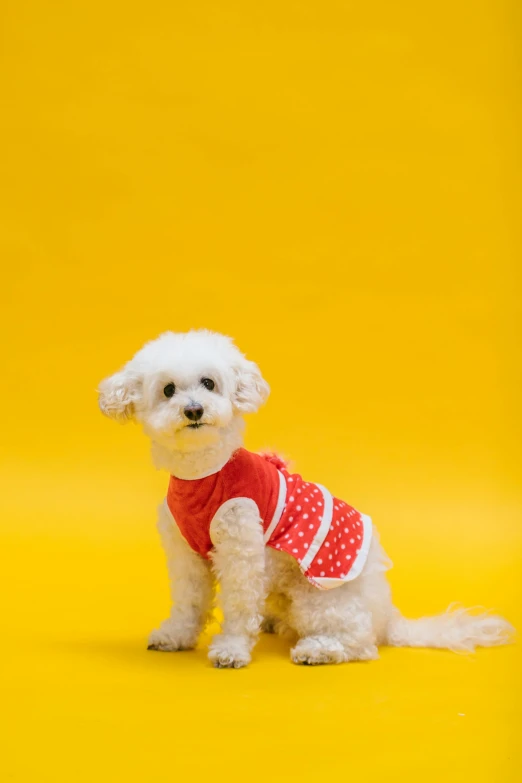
[166, 448, 372, 590]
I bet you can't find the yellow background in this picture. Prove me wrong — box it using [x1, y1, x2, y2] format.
[1, 1, 520, 780]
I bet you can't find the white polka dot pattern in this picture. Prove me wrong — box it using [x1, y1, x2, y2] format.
[266, 467, 372, 589]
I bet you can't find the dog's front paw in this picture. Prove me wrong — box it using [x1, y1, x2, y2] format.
[147, 619, 197, 652]
[208, 634, 251, 669]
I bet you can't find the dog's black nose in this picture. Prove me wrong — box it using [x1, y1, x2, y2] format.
[184, 403, 204, 421]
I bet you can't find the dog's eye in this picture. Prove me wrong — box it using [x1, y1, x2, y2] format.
[163, 383, 176, 398]
[201, 378, 215, 391]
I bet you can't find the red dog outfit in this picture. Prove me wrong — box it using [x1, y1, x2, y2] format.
[166, 448, 372, 590]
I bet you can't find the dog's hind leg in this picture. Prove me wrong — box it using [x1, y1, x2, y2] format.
[288, 580, 378, 665]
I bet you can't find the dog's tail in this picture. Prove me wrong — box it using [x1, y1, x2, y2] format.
[385, 604, 514, 652]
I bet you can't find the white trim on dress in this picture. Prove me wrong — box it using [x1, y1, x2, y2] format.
[311, 513, 373, 589]
[170, 456, 231, 481]
[298, 484, 334, 572]
[263, 470, 287, 544]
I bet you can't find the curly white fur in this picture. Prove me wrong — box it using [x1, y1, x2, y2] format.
[99, 329, 515, 667]
[148, 504, 215, 651]
[209, 498, 266, 668]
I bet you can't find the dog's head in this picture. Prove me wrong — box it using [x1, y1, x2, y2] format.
[98, 330, 269, 453]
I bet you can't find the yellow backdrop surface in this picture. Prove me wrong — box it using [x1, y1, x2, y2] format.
[1, 2, 520, 781]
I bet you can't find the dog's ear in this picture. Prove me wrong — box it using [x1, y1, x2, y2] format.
[233, 358, 270, 413]
[98, 367, 141, 423]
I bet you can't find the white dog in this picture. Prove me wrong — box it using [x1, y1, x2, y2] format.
[98, 330, 513, 668]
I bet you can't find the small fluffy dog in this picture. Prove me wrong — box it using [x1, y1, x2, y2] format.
[98, 330, 513, 668]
